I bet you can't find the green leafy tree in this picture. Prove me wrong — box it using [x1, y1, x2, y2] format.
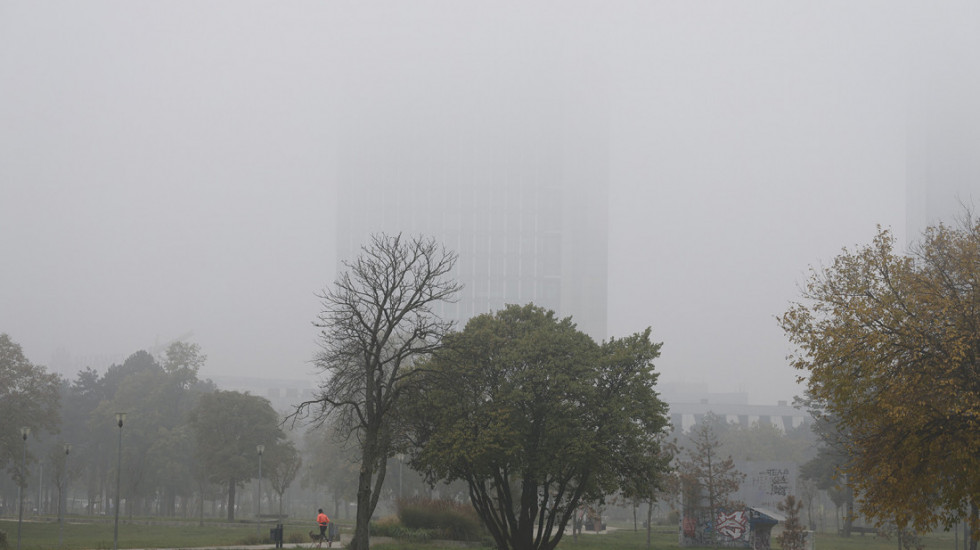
[780, 221, 980, 547]
[800, 447, 851, 533]
[48, 439, 75, 522]
[91, 345, 213, 517]
[796, 396, 855, 535]
[62, 367, 109, 514]
[797, 477, 819, 532]
[151, 342, 214, 515]
[58, 344, 212, 518]
[0, 334, 61, 485]
[189, 390, 285, 521]
[265, 440, 302, 519]
[409, 304, 670, 550]
[100, 350, 158, 398]
[294, 233, 460, 550]
[94, 359, 168, 517]
[619, 435, 673, 550]
[159, 341, 207, 389]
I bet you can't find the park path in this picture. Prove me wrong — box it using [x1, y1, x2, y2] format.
[107, 536, 398, 550]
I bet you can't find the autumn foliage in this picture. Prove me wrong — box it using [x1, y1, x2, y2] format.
[781, 220, 980, 543]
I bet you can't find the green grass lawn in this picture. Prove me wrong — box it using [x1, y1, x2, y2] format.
[371, 526, 961, 550]
[549, 528, 958, 550]
[0, 518, 306, 549]
[0, 518, 964, 549]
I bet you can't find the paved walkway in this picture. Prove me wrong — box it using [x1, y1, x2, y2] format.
[105, 536, 402, 550]
[106, 544, 315, 549]
[103, 544, 333, 549]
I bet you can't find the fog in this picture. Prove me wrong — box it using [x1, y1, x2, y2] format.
[1, 2, 976, 404]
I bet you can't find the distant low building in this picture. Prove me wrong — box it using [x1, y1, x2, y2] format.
[668, 400, 807, 433]
[660, 382, 808, 433]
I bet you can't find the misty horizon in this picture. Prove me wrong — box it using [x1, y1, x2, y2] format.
[3, 2, 978, 405]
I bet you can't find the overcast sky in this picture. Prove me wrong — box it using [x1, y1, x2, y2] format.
[3, 2, 973, 404]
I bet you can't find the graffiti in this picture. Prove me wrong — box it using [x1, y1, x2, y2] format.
[716, 510, 748, 539]
[682, 509, 761, 548]
[736, 462, 796, 508]
[682, 516, 697, 538]
[681, 512, 715, 546]
[765, 468, 790, 497]
[682, 508, 779, 549]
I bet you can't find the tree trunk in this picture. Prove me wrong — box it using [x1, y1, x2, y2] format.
[164, 487, 175, 517]
[969, 503, 978, 550]
[350, 464, 374, 550]
[841, 490, 854, 536]
[227, 478, 237, 522]
[646, 502, 654, 550]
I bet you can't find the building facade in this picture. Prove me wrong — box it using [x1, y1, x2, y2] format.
[906, 6, 980, 237]
[332, 42, 609, 339]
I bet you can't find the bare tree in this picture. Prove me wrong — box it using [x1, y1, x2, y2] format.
[294, 233, 460, 550]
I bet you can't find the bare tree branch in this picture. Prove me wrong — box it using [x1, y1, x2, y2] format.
[289, 233, 459, 550]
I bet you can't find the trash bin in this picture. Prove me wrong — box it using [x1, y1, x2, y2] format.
[269, 523, 284, 548]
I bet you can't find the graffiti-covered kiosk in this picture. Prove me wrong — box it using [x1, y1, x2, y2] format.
[680, 507, 783, 549]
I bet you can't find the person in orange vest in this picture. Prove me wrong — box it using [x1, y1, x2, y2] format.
[316, 508, 330, 547]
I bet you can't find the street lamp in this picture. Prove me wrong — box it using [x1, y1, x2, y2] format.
[256, 445, 265, 534]
[113, 412, 126, 550]
[60, 443, 71, 548]
[17, 427, 29, 550]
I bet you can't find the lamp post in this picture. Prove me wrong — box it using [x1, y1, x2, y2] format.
[37, 462, 43, 517]
[396, 454, 404, 502]
[113, 412, 126, 550]
[60, 443, 71, 549]
[17, 427, 30, 550]
[60, 444, 71, 548]
[256, 445, 265, 534]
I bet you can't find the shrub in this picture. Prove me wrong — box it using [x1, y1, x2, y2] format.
[0, 530, 7, 550]
[369, 517, 434, 543]
[397, 497, 484, 541]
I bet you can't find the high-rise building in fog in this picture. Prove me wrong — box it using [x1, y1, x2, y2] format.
[333, 32, 609, 340]
[906, 7, 980, 236]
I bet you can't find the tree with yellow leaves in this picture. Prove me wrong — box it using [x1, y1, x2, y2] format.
[780, 219, 980, 550]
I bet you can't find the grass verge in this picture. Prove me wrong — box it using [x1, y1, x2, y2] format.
[0, 518, 963, 549]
